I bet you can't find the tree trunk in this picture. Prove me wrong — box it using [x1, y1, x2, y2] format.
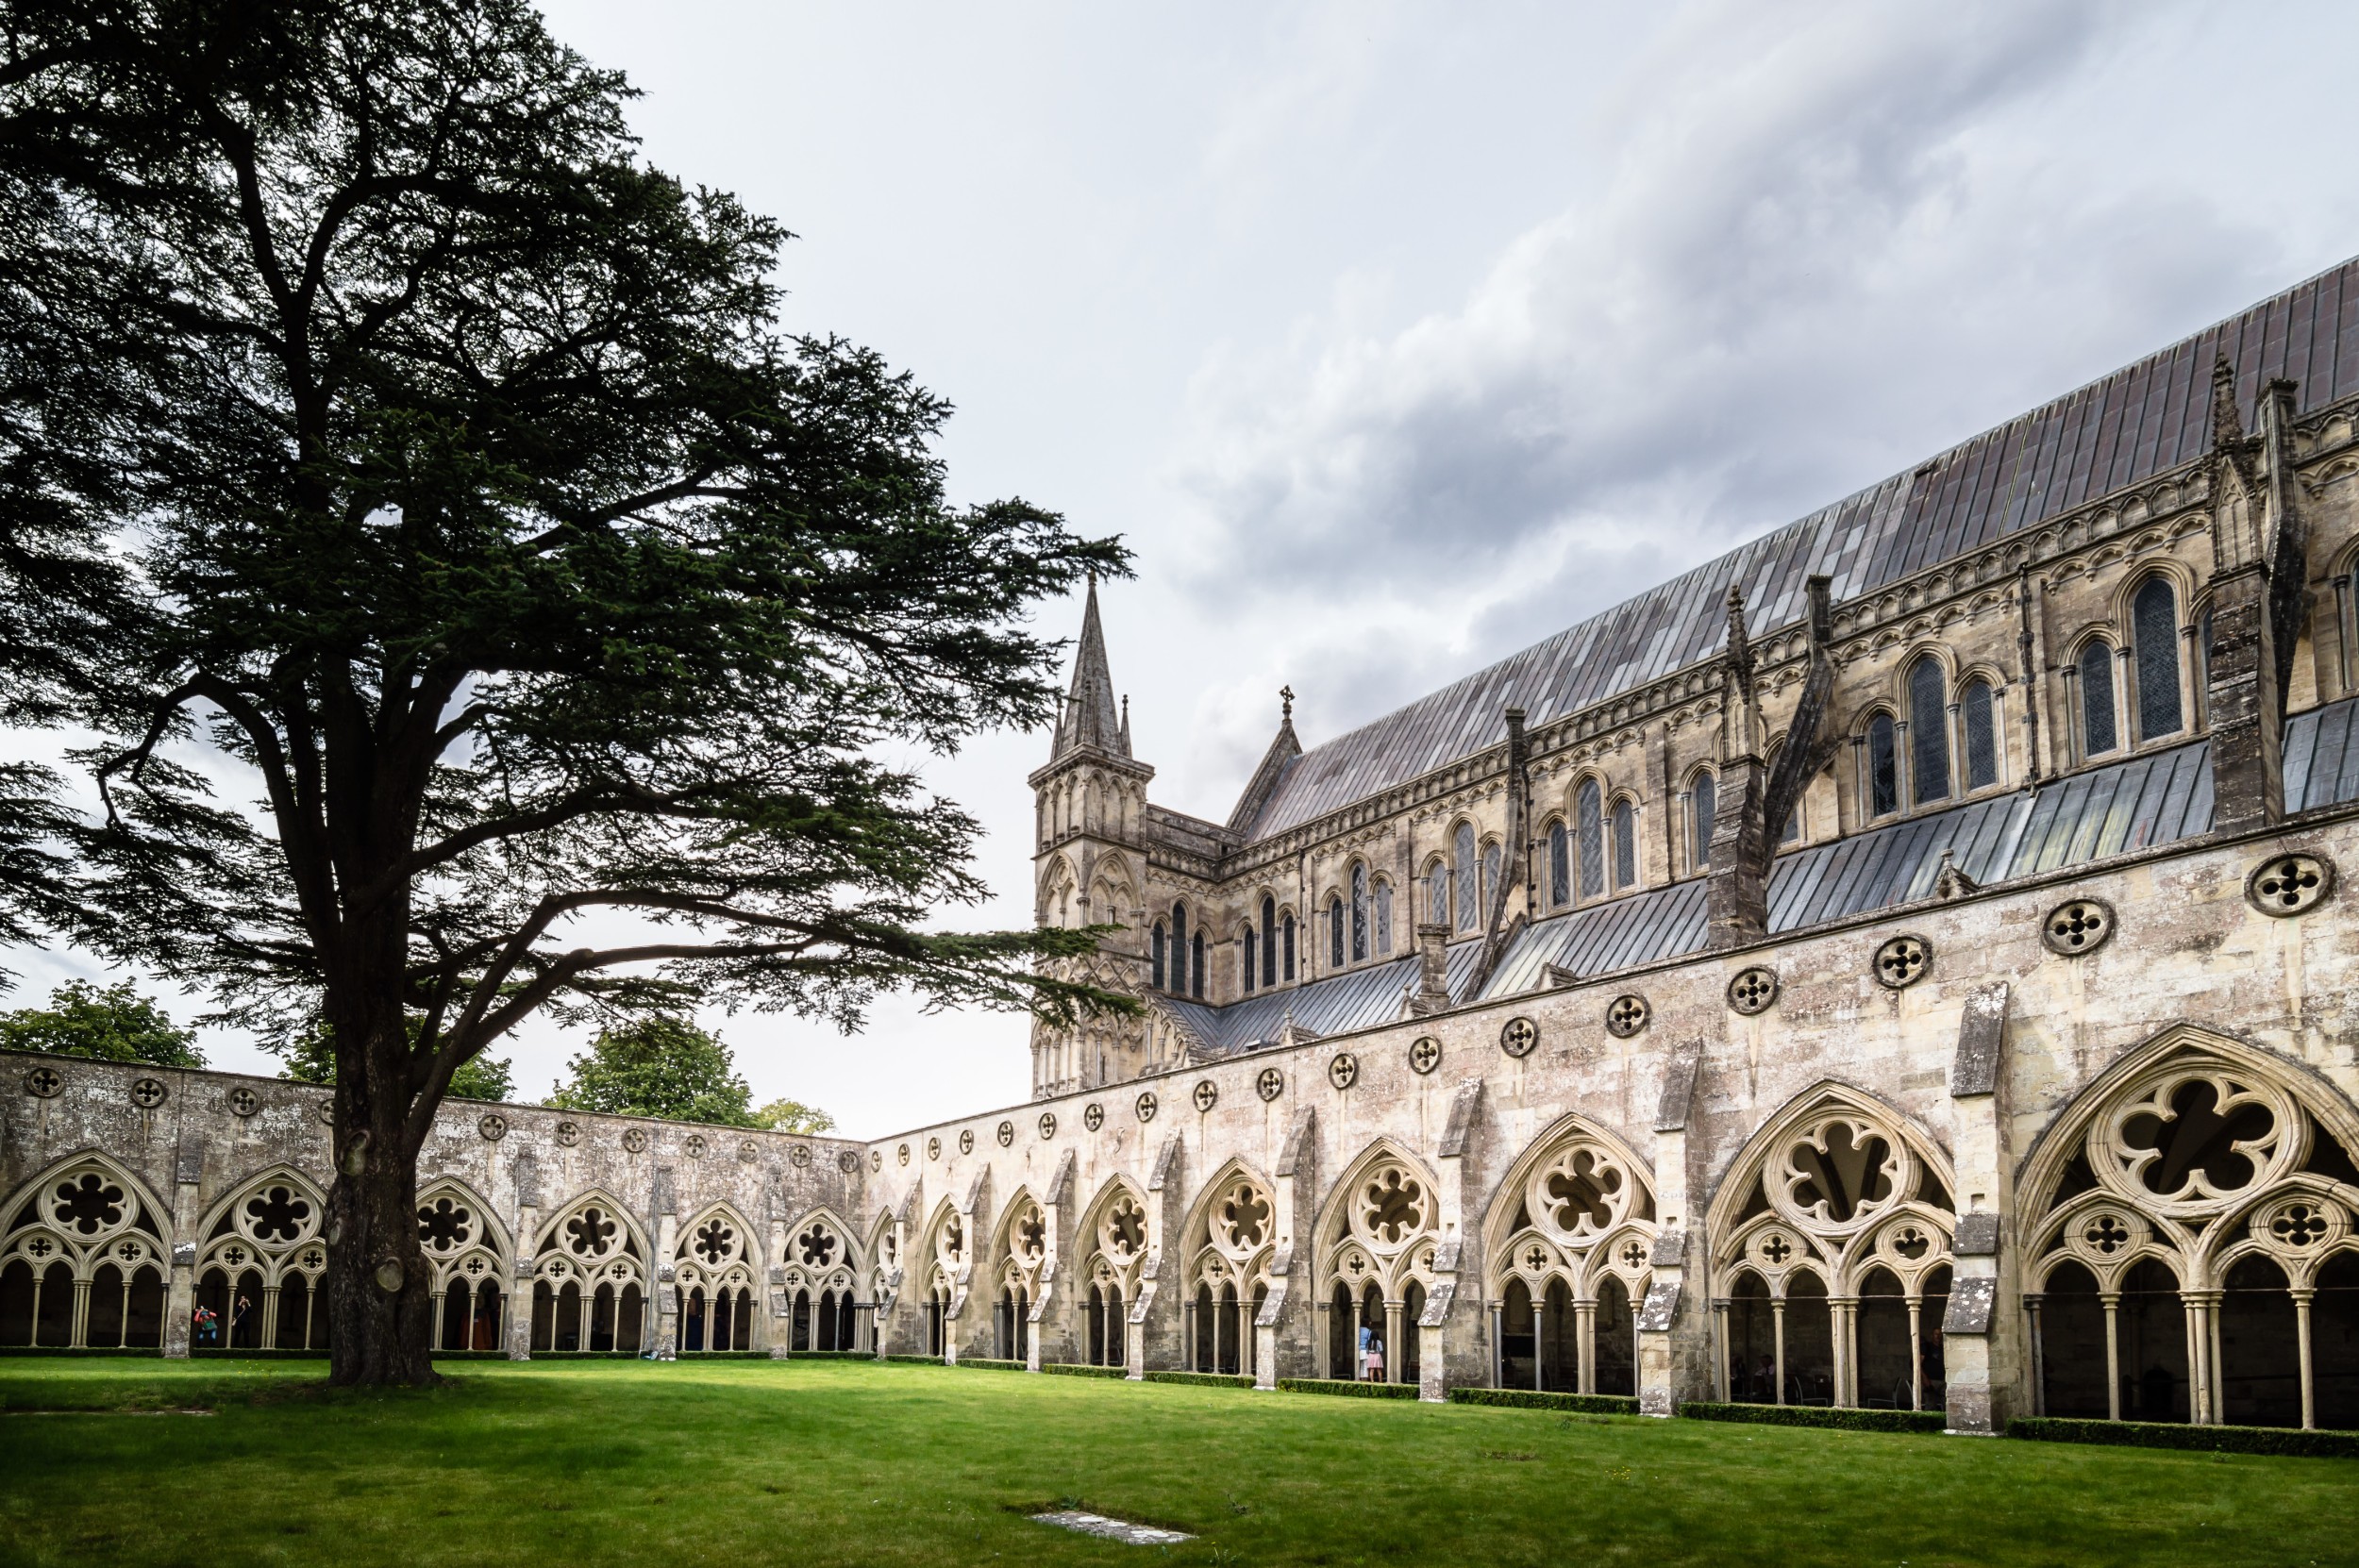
[326, 1010, 438, 1386]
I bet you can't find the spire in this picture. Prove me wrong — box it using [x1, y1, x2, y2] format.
[1051, 574, 1129, 761]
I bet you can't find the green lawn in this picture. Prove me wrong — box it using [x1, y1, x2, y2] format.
[0, 1359, 2349, 1567]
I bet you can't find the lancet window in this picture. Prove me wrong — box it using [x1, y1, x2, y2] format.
[1577, 781, 1605, 899]
[1611, 799, 1636, 891]
[2079, 639, 2119, 757]
[1261, 895, 1279, 987]
[1866, 712, 1899, 817]
[1453, 822, 1479, 932]
[1548, 819, 1570, 907]
[2133, 576, 2184, 742]
[1689, 770, 1716, 874]
[1908, 656, 1950, 806]
[1350, 862, 1369, 962]
[1961, 676, 1999, 791]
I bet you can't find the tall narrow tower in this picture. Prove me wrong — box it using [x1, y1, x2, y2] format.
[1026, 578, 1155, 1097]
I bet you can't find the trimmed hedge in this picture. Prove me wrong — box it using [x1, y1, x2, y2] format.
[2007, 1416, 2359, 1459]
[1279, 1376, 1420, 1400]
[1449, 1388, 1640, 1416]
[190, 1348, 332, 1360]
[949, 1357, 1028, 1372]
[1044, 1362, 1127, 1379]
[781, 1350, 878, 1361]
[1681, 1401, 1948, 1434]
[1144, 1371, 1255, 1389]
[881, 1354, 945, 1365]
[0, 1346, 165, 1359]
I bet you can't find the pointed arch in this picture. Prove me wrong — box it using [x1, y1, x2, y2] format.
[1313, 1137, 1445, 1298]
[532, 1187, 651, 1266]
[1481, 1110, 1661, 1283]
[1, 1149, 175, 1252]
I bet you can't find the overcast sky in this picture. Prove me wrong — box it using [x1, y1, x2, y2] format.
[13, 1, 2359, 1135]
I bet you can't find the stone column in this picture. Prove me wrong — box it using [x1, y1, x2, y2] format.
[1943, 981, 2016, 1433]
[1639, 1038, 1706, 1415]
[163, 1138, 205, 1359]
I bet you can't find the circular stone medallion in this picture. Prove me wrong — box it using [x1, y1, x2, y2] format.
[2042, 897, 2115, 957]
[2248, 852, 2334, 917]
[1727, 966, 1779, 1016]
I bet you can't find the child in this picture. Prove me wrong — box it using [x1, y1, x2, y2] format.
[1364, 1334, 1385, 1383]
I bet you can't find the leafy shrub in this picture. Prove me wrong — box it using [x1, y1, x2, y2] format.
[950, 1358, 1027, 1372]
[1448, 1388, 1639, 1416]
[1680, 1401, 1947, 1433]
[1043, 1362, 1127, 1379]
[1144, 1371, 1255, 1389]
[2006, 1416, 2359, 1459]
[880, 1354, 945, 1365]
[1277, 1377, 1419, 1400]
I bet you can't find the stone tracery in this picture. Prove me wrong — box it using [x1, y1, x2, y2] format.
[530, 1193, 647, 1354]
[1316, 1143, 1441, 1386]
[1708, 1088, 1956, 1413]
[2021, 1028, 2359, 1430]
[1486, 1118, 1657, 1398]
[0, 1156, 170, 1349]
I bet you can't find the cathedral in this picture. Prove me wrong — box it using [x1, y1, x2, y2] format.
[9, 259, 2359, 1437]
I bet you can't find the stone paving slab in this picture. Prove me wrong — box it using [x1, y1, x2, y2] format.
[1031, 1510, 1194, 1545]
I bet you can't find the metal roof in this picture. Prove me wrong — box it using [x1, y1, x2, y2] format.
[1238, 258, 2359, 841]
[1166, 695, 2359, 1046]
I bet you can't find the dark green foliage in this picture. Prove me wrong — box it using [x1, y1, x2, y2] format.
[948, 1358, 1027, 1372]
[0, 0, 1125, 1381]
[1447, 1388, 1641, 1415]
[1680, 1401, 1949, 1433]
[2007, 1416, 2359, 1459]
[1042, 1362, 1127, 1378]
[880, 1354, 946, 1365]
[0, 979, 204, 1067]
[1144, 1371, 1255, 1389]
[1277, 1377, 1420, 1399]
[777, 1349, 873, 1361]
[544, 1016, 758, 1126]
[269, 1012, 510, 1100]
[750, 1097, 834, 1133]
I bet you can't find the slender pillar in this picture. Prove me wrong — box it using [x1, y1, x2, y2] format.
[1714, 1301, 1731, 1401]
[1830, 1298, 1850, 1408]
[1575, 1299, 1596, 1394]
[1531, 1298, 1546, 1391]
[1489, 1303, 1503, 1389]
[2024, 1297, 2044, 1417]
[260, 1283, 281, 1350]
[1908, 1297, 1924, 1411]
[2205, 1294, 2224, 1426]
[1772, 1298, 1787, 1405]
[2100, 1293, 2121, 1421]
[71, 1277, 92, 1350]
[2294, 1289, 2317, 1430]
[1385, 1301, 1404, 1384]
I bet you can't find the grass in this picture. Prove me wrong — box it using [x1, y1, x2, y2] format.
[0, 1358, 2351, 1566]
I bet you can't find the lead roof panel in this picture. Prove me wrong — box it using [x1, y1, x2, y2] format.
[1162, 696, 2359, 1053]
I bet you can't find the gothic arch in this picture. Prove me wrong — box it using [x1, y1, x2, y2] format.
[1482, 1112, 1660, 1397]
[189, 1163, 333, 1351]
[2016, 1024, 2359, 1428]
[1705, 1082, 1957, 1411]
[0, 1151, 175, 1349]
[1313, 1138, 1443, 1301]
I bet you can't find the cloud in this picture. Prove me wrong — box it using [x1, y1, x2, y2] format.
[1158, 0, 2295, 781]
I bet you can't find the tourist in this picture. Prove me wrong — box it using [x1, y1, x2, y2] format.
[230, 1293, 251, 1346]
[1364, 1333, 1384, 1382]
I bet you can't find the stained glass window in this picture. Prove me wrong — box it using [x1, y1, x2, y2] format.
[2133, 577, 2183, 741]
[2081, 642, 2117, 756]
[1909, 658, 1949, 806]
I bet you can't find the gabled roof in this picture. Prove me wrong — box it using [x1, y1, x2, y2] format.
[1169, 694, 2359, 1055]
[1234, 257, 2359, 842]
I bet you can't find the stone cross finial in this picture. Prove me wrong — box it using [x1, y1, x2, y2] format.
[1280, 685, 1295, 723]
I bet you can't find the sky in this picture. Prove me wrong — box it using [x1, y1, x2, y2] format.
[11, 0, 2359, 1136]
